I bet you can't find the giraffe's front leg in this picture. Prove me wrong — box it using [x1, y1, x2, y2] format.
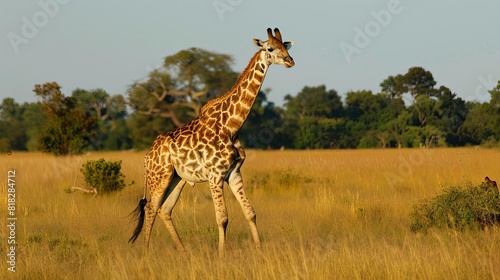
[227, 170, 261, 251]
[231, 137, 261, 250]
[209, 177, 228, 257]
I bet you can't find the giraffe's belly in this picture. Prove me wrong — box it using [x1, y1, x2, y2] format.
[173, 160, 209, 184]
[171, 148, 235, 185]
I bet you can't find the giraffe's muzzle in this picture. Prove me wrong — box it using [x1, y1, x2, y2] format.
[284, 56, 295, 68]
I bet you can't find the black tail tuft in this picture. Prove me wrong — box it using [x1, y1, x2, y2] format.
[129, 198, 147, 243]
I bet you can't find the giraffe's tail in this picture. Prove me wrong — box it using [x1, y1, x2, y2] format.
[129, 198, 147, 243]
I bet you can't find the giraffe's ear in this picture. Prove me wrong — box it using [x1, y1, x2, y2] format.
[253, 38, 265, 49]
[283, 40, 294, 51]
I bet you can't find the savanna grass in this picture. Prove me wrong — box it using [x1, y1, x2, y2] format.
[1, 148, 499, 279]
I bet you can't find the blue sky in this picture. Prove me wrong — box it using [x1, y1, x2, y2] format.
[1, 0, 499, 107]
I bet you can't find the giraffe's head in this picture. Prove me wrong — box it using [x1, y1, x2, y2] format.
[253, 28, 294, 68]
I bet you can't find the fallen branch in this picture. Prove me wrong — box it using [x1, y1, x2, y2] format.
[71, 185, 98, 197]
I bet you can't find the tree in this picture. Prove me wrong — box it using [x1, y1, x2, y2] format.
[128, 70, 185, 127]
[380, 67, 437, 100]
[72, 88, 110, 120]
[21, 102, 45, 151]
[72, 88, 131, 150]
[379, 67, 454, 147]
[34, 82, 97, 155]
[345, 90, 404, 148]
[397, 67, 438, 128]
[433, 86, 468, 145]
[459, 81, 500, 145]
[164, 48, 237, 104]
[284, 85, 345, 149]
[0, 98, 27, 151]
[345, 90, 382, 147]
[0, 99, 46, 152]
[127, 48, 238, 128]
[284, 85, 343, 119]
[383, 110, 410, 148]
[380, 74, 405, 98]
[486, 80, 500, 141]
[127, 113, 173, 150]
[402, 67, 436, 98]
[458, 102, 492, 145]
[409, 94, 442, 127]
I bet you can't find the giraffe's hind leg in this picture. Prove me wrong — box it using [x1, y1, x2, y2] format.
[142, 159, 176, 247]
[158, 175, 187, 252]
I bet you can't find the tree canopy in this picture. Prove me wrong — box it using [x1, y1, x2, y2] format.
[127, 48, 238, 128]
[33, 82, 98, 155]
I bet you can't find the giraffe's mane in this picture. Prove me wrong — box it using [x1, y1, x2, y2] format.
[200, 50, 262, 114]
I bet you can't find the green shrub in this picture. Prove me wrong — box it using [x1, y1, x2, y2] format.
[80, 158, 125, 194]
[410, 182, 500, 233]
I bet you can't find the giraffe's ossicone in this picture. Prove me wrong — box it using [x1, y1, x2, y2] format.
[129, 28, 294, 256]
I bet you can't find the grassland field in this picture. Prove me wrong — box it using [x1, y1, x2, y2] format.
[1, 148, 500, 279]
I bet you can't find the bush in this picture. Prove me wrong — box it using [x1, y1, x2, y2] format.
[410, 182, 500, 233]
[80, 158, 126, 195]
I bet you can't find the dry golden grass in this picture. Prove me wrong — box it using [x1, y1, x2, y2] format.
[1, 148, 500, 279]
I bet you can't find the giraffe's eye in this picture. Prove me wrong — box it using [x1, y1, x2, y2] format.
[267, 47, 274, 52]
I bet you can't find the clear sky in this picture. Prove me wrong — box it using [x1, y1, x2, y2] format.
[1, 0, 499, 107]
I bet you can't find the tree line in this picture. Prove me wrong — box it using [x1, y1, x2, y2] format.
[1, 48, 499, 155]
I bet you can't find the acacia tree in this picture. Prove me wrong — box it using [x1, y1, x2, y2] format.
[128, 70, 184, 127]
[34, 82, 97, 155]
[127, 48, 238, 128]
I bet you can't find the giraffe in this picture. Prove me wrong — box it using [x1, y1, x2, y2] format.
[129, 28, 294, 256]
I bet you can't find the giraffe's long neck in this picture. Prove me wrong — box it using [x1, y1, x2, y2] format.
[225, 51, 269, 135]
[203, 50, 269, 136]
